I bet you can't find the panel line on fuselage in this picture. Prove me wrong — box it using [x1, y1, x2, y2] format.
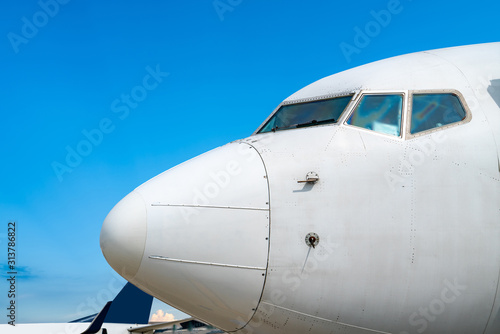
[149, 255, 267, 270]
[151, 203, 268, 211]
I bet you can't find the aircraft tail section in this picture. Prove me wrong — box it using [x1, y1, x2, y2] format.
[103, 282, 153, 324]
[71, 282, 153, 328]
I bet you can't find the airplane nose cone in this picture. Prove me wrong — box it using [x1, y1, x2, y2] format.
[102, 142, 270, 331]
[100, 191, 147, 280]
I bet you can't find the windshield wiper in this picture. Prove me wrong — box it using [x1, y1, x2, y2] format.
[295, 118, 336, 128]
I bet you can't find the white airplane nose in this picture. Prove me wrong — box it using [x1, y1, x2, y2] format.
[100, 191, 147, 280]
[101, 142, 270, 332]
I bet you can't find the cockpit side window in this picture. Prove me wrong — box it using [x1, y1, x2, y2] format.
[346, 94, 403, 136]
[410, 93, 466, 134]
[258, 95, 353, 133]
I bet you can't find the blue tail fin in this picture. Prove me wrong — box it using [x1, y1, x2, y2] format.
[72, 282, 153, 325]
[81, 302, 112, 334]
[103, 282, 153, 324]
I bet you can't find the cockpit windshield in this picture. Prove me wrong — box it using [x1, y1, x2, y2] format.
[258, 95, 353, 133]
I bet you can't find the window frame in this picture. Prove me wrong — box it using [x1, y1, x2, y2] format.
[405, 89, 472, 139]
[341, 90, 409, 140]
[253, 92, 356, 135]
[253, 89, 471, 139]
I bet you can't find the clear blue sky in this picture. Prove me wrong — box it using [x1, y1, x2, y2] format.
[0, 0, 498, 324]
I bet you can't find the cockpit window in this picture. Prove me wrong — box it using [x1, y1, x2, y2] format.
[346, 94, 403, 136]
[410, 93, 466, 134]
[258, 95, 353, 133]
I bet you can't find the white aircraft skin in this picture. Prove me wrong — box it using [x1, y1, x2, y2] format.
[100, 43, 500, 334]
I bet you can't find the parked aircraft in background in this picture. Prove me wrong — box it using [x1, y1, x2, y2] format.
[1, 282, 151, 333]
[1, 282, 211, 333]
[101, 43, 500, 334]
